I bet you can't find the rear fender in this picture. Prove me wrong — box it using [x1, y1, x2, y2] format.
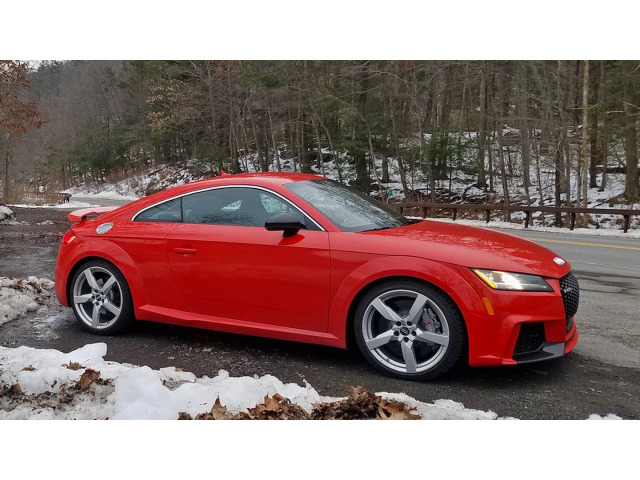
[64, 238, 145, 309]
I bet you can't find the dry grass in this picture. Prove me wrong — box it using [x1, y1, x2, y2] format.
[4, 184, 65, 206]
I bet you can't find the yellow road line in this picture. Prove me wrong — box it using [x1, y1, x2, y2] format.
[523, 237, 640, 251]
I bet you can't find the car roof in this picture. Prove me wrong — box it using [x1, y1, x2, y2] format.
[117, 172, 325, 216]
[185, 171, 324, 188]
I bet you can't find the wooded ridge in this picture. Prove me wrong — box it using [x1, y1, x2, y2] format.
[1, 60, 639, 209]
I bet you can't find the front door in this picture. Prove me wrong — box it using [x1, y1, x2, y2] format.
[165, 186, 331, 333]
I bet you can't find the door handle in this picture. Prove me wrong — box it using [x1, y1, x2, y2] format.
[174, 247, 197, 255]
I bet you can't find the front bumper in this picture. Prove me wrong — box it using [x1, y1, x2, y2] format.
[455, 266, 580, 367]
[512, 319, 579, 364]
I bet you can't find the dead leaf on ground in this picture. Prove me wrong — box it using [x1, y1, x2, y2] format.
[176, 386, 420, 421]
[21, 366, 36, 372]
[77, 369, 100, 390]
[62, 362, 84, 371]
[195, 398, 234, 420]
[312, 386, 379, 420]
[9, 384, 22, 395]
[312, 386, 420, 420]
[378, 400, 421, 420]
[180, 398, 234, 420]
[244, 394, 310, 420]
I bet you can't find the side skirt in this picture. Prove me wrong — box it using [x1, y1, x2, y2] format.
[136, 305, 345, 349]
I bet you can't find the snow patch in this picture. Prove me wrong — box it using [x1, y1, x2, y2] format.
[422, 217, 640, 238]
[0, 343, 624, 420]
[0, 276, 55, 327]
[9, 201, 99, 209]
[587, 413, 623, 420]
[0, 205, 15, 221]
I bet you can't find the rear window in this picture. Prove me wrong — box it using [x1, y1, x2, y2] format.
[134, 198, 182, 223]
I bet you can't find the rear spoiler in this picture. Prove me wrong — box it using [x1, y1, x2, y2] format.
[68, 206, 119, 222]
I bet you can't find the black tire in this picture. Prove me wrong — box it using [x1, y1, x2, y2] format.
[353, 279, 465, 381]
[69, 259, 135, 335]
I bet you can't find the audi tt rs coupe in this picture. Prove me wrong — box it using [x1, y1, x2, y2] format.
[55, 173, 579, 380]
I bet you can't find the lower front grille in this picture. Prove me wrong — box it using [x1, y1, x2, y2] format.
[514, 322, 546, 355]
[560, 271, 580, 333]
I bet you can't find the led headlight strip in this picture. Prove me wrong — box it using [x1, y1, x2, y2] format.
[472, 269, 553, 292]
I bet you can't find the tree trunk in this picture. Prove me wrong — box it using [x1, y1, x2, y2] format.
[622, 61, 639, 202]
[3, 149, 9, 203]
[267, 106, 281, 172]
[599, 61, 608, 192]
[477, 63, 487, 189]
[581, 60, 590, 219]
[518, 63, 532, 205]
[589, 61, 600, 189]
[205, 62, 221, 170]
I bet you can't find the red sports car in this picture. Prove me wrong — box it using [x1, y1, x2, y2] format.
[54, 173, 579, 380]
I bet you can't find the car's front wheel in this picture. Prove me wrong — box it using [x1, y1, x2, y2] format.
[70, 260, 134, 335]
[354, 280, 465, 381]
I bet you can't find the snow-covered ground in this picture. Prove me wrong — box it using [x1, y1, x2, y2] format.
[0, 342, 623, 421]
[8, 200, 99, 209]
[0, 205, 14, 221]
[0, 343, 478, 420]
[420, 217, 640, 238]
[0, 276, 55, 327]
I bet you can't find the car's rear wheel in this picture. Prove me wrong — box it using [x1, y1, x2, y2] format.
[354, 280, 464, 381]
[70, 260, 134, 335]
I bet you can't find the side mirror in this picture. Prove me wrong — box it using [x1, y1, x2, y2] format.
[265, 213, 305, 237]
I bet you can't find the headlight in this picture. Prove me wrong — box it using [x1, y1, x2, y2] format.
[472, 269, 553, 292]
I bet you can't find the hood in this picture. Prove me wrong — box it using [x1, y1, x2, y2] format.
[332, 220, 571, 278]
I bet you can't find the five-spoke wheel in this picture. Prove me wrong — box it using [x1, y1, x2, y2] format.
[70, 260, 133, 334]
[354, 280, 464, 380]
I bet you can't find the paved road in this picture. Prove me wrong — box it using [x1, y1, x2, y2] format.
[71, 196, 133, 207]
[1, 207, 639, 419]
[505, 229, 640, 370]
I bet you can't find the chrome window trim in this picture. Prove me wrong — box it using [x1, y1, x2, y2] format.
[131, 184, 326, 232]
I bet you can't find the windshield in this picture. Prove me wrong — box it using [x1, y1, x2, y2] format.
[284, 179, 411, 232]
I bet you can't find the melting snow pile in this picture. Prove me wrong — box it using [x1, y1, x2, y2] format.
[0, 343, 624, 420]
[0, 205, 18, 224]
[0, 276, 55, 327]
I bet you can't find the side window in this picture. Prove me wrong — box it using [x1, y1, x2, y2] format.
[181, 187, 317, 229]
[135, 198, 182, 223]
[260, 193, 296, 215]
[182, 187, 267, 227]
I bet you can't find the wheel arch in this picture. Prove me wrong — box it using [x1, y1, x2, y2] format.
[344, 274, 469, 357]
[329, 256, 474, 355]
[64, 242, 145, 309]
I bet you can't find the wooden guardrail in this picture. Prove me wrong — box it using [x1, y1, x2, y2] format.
[54, 192, 72, 204]
[391, 202, 640, 233]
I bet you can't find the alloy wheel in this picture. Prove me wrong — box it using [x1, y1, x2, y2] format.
[72, 266, 124, 330]
[361, 289, 451, 374]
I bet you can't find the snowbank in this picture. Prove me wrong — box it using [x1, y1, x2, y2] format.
[422, 217, 640, 238]
[0, 276, 55, 327]
[9, 200, 99, 209]
[0, 343, 625, 420]
[0, 205, 15, 222]
[62, 189, 139, 201]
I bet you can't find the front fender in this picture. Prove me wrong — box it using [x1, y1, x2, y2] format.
[327, 253, 484, 347]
